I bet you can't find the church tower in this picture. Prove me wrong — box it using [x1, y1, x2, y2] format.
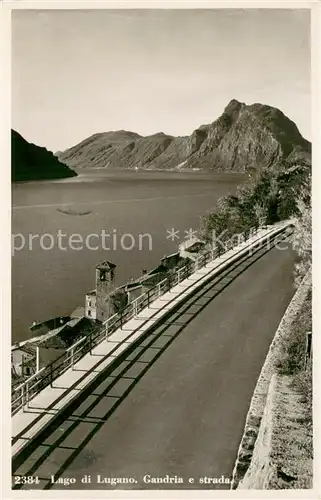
[95, 261, 116, 322]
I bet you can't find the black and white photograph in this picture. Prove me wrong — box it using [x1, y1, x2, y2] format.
[4, 2, 316, 495]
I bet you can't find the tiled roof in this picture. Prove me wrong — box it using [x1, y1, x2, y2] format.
[96, 261, 116, 271]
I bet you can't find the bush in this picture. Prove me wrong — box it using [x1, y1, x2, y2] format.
[292, 184, 311, 287]
[275, 293, 312, 376]
[275, 327, 306, 375]
[293, 367, 313, 431]
[110, 289, 128, 313]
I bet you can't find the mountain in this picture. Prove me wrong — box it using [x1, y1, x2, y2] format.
[12, 130, 77, 182]
[57, 99, 311, 173]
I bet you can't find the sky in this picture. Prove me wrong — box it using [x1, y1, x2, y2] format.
[11, 8, 311, 152]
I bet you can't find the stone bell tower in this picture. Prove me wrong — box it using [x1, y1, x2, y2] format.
[95, 261, 116, 322]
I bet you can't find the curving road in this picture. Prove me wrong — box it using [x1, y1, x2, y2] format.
[13, 238, 296, 490]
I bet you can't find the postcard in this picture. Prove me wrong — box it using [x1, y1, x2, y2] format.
[1, 1, 318, 498]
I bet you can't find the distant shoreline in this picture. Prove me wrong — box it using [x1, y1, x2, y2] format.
[13, 169, 247, 185]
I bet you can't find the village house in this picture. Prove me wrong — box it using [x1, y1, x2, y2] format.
[11, 344, 37, 380]
[11, 235, 207, 383]
[84, 236, 206, 322]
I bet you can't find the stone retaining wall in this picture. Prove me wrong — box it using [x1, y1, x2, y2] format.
[238, 374, 277, 489]
[230, 268, 312, 489]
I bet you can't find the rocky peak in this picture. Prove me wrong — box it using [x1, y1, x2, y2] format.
[224, 98, 244, 118]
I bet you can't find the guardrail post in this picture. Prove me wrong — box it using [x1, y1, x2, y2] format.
[133, 299, 137, 317]
[50, 364, 53, 387]
[21, 385, 25, 411]
[25, 381, 29, 408]
[36, 346, 40, 373]
[71, 346, 74, 370]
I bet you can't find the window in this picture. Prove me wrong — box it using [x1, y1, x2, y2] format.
[88, 300, 91, 307]
[87, 309, 92, 317]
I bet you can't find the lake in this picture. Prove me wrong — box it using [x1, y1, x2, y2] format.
[12, 170, 246, 343]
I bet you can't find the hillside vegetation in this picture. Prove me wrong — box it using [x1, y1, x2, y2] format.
[200, 162, 311, 249]
[12, 130, 77, 182]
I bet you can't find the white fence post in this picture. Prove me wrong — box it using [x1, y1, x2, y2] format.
[71, 346, 74, 370]
[21, 385, 25, 409]
[36, 346, 40, 373]
[25, 381, 29, 408]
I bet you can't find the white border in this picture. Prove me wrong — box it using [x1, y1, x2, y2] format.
[1, 1, 319, 499]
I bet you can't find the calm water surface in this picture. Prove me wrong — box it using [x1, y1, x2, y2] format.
[12, 170, 246, 343]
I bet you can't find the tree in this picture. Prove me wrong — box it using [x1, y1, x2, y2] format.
[200, 165, 311, 263]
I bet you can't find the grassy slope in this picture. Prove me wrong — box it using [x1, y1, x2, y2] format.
[268, 374, 313, 489]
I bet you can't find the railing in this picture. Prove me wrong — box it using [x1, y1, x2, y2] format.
[12, 224, 281, 415]
[12, 367, 46, 413]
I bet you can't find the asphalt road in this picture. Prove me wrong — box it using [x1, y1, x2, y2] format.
[13, 238, 296, 491]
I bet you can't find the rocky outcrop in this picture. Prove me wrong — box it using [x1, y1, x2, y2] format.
[57, 99, 311, 172]
[12, 130, 77, 182]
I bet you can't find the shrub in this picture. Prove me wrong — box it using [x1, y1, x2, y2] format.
[293, 367, 313, 430]
[275, 293, 312, 376]
[110, 289, 128, 313]
[292, 176, 312, 287]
